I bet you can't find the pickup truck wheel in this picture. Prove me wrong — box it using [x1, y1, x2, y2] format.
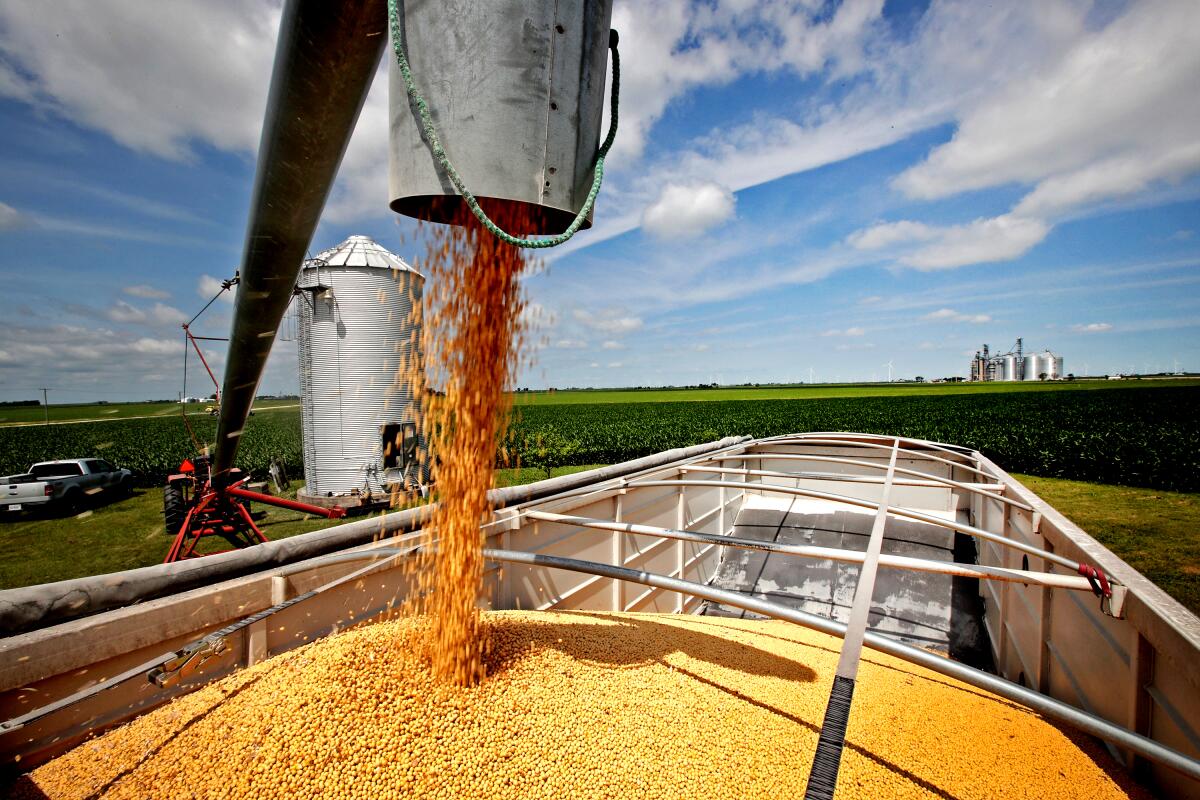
[163, 482, 187, 537]
[61, 489, 84, 516]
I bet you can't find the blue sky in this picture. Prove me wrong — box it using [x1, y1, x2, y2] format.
[0, 0, 1197, 401]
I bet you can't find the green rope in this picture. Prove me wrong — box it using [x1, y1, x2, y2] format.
[387, 0, 619, 248]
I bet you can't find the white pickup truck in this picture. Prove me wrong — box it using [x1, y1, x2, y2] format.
[2, 459, 133, 513]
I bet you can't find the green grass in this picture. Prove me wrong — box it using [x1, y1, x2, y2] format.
[0, 481, 344, 589]
[494, 464, 608, 487]
[0, 398, 299, 426]
[1014, 474, 1200, 615]
[511, 378, 1200, 406]
[0, 466, 606, 589]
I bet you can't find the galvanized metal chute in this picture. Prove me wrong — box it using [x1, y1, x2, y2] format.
[387, 0, 615, 233]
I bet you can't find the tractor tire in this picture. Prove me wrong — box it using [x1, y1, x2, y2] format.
[163, 482, 187, 537]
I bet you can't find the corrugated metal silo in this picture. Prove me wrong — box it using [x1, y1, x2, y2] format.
[296, 235, 424, 500]
[1003, 354, 1020, 382]
[1023, 354, 1040, 381]
[1053, 355, 1064, 379]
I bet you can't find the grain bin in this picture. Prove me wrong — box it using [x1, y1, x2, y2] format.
[998, 355, 1017, 383]
[296, 235, 425, 503]
[1023, 354, 1041, 381]
[388, 0, 614, 233]
[1039, 352, 1064, 380]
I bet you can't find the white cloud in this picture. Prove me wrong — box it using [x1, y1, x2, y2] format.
[606, 0, 886, 163]
[851, 214, 1049, 270]
[0, 2, 279, 160]
[903, 215, 1049, 270]
[123, 284, 170, 300]
[552, 339, 588, 350]
[150, 303, 187, 326]
[105, 299, 188, 327]
[0, 201, 28, 230]
[588, 362, 600, 369]
[922, 308, 991, 324]
[847, 221, 937, 250]
[0, 321, 188, 393]
[820, 327, 866, 337]
[198, 275, 236, 303]
[1071, 322, 1113, 333]
[641, 181, 735, 239]
[606, 361, 623, 369]
[600, 340, 624, 350]
[573, 308, 643, 334]
[895, 0, 1200, 222]
[106, 300, 146, 324]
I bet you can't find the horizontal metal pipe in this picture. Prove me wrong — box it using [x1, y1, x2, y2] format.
[753, 436, 992, 480]
[484, 548, 1200, 782]
[626, 479, 1081, 573]
[772, 432, 978, 464]
[522, 510, 1095, 592]
[226, 486, 346, 518]
[704, 454, 1033, 512]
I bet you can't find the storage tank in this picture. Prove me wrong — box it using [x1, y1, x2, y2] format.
[1023, 354, 1041, 381]
[296, 235, 425, 502]
[1003, 354, 1020, 382]
[1053, 355, 1065, 380]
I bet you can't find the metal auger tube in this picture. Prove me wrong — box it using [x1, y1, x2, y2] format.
[482, 548, 1200, 782]
[213, 0, 388, 479]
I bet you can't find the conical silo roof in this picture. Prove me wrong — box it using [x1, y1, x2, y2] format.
[308, 234, 418, 273]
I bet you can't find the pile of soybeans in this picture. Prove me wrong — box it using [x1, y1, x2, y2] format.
[15, 611, 1146, 800]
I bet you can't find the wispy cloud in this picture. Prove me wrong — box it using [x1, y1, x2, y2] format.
[922, 308, 992, 324]
[123, 284, 170, 300]
[1071, 322, 1113, 333]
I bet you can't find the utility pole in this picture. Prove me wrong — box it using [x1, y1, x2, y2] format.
[40, 388, 49, 425]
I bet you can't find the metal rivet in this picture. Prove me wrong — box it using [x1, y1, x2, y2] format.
[548, 167, 557, 175]
[555, 24, 565, 34]
[550, 102, 558, 111]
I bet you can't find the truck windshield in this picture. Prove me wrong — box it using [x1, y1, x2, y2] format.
[30, 463, 83, 478]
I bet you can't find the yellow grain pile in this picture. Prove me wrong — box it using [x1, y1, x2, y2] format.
[15, 612, 1146, 800]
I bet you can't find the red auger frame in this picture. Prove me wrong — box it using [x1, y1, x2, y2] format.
[163, 456, 344, 563]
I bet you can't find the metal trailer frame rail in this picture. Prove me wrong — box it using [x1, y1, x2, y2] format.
[626, 479, 1088, 575]
[521, 511, 1101, 593]
[1, 433, 1197, 796]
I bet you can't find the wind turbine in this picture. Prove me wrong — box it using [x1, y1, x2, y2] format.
[885, 360, 894, 382]
[808, 366, 815, 384]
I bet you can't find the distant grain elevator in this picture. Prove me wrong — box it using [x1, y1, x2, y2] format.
[970, 338, 1064, 382]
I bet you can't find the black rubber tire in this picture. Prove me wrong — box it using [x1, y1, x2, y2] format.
[61, 489, 84, 517]
[163, 482, 187, 537]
